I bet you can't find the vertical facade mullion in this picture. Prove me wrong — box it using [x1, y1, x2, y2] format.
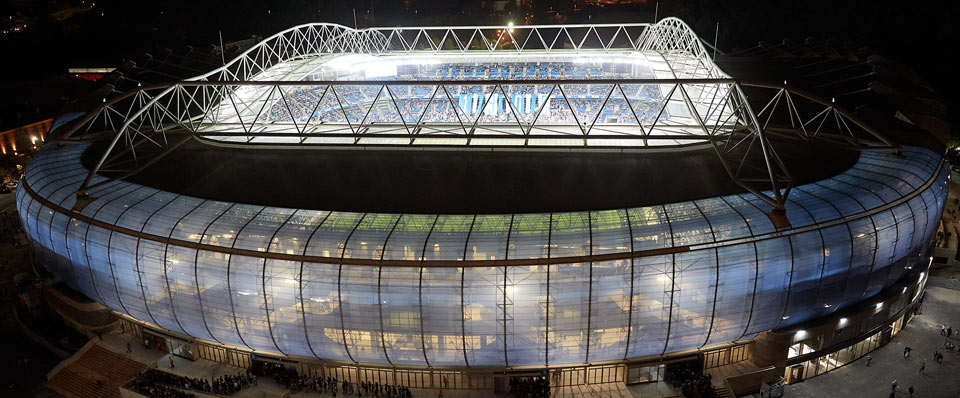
[417, 216, 439, 367]
[261, 211, 298, 355]
[661, 205, 676, 355]
[584, 212, 594, 363]
[502, 214, 515, 367]
[338, 213, 367, 364]
[460, 215, 477, 368]
[103, 186, 151, 319]
[297, 211, 333, 361]
[136, 193, 185, 333]
[722, 195, 760, 340]
[622, 209, 636, 360]
[225, 206, 266, 350]
[691, 200, 718, 348]
[545, 213, 553, 366]
[377, 215, 402, 366]
[193, 202, 237, 346]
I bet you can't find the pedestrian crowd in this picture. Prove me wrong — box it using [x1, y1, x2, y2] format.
[131, 371, 196, 398]
[248, 361, 414, 397]
[132, 368, 251, 396]
[509, 376, 549, 398]
[664, 360, 716, 398]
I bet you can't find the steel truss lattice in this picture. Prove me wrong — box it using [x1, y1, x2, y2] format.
[58, 18, 898, 212]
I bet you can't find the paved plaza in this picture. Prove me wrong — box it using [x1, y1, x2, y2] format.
[781, 286, 960, 398]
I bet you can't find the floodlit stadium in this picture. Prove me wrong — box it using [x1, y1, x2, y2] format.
[17, 17, 946, 379]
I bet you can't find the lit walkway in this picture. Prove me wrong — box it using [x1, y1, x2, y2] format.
[780, 286, 960, 398]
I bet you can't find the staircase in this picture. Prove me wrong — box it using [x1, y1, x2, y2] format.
[714, 384, 736, 398]
[47, 345, 148, 398]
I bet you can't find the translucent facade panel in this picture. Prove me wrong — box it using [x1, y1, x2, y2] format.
[815, 225, 853, 316]
[548, 262, 589, 364]
[466, 215, 511, 261]
[201, 204, 264, 247]
[664, 202, 713, 245]
[888, 203, 916, 283]
[301, 262, 349, 360]
[705, 242, 755, 346]
[195, 250, 247, 347]
[628, 206, 673, 251]
[269, 210, 327, 255]
[588, 259, 631, 361]
[138, 239, 185, 333]
[383, 215, 436, 261]
[820, 178, 885, 210]
[423, 215, 474, 261]
[908, 196, 931, 252]
[508, 214, 551, 259]
[800, 184, 865, 216]
[340, 265, 389, 363]
[233, 207, 297, 252]
[846, 168, 913, 196]
[85, 225, 125, 313]
[506, 264, 547, 365]
[745, 237, 792, 334]
[166, 245, 216, 341]
[463, 266, 505, 365]
[264, 259, 310, 356]
[304, 212, 364, 258]
[16, 140, 950, 367]
[231, 254, 276, 352]
[590, 210, 632, 255]
[423, 267, 466, 366]
[838, 218, 877, 308]
[344, 214, 399, 260]
[108, 233, 154, 323]
[627, 254, 672, 357]
[550, 213, 591, 258]
[864, 211, 897, 297]
[665, 249, 716, 352]
[789, 189, 840, 223]
[835, 174, 899, 203]
[783, 231, 824, 324]
[696, 198, 751, 240]
[380, 266, 426, 365]
[66, 218, 102, 304]
[49, 212, 79, 289]
[782, 199, 816, 228]
[170, 201, 232, 242]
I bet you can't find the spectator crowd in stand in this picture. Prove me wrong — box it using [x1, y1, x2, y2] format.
[509, 376, 549, 398]
[664, 359, 716, 398]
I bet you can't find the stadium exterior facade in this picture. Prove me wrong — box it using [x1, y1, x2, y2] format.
[17, 18, 945, 383]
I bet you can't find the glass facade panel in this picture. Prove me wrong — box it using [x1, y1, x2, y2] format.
[423, 215, 474, 261]
[783, 231, 824, 324]
[264, 259, 310, 356]
[507, 264, 548, 365]
[466, 215, 511, 261]
[548, 262, 590, 364]
[380, 266, 426, 365]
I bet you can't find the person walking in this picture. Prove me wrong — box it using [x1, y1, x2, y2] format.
[126, 342, 132, 353]
[866, 355, 872, 366]
[908, 385, 915, 398]
[944, 324, 949, 336]
[169, 355, 175, 368]
[949, 326, 953, 338]
[892, 379, 898, 392]
[919, 360, 925, 374]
